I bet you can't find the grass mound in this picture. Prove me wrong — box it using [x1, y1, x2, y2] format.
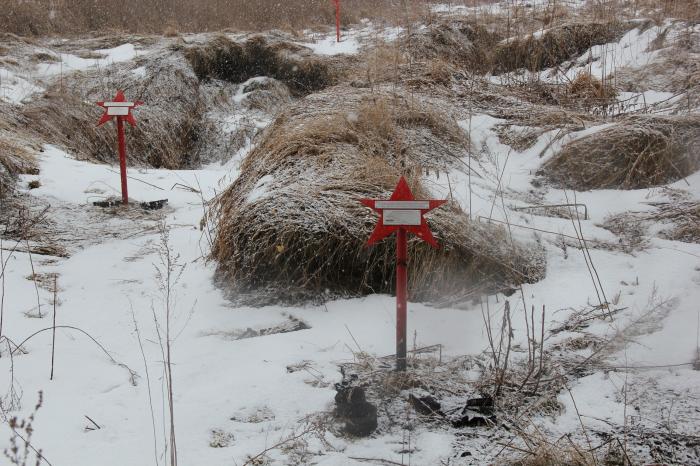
[210, 87, 545, 305]
[23, 51, 208, 169]
[406, 20, 501, 73]
[541, 115, 700, 190]
[0, 104, 38, 198]
[493, 22, 627, 73]
[185, 35, 335, 96]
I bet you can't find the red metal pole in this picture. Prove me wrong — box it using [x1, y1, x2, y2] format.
[396, 227, 408, 371]
[335, 0, 341, 43]
[116, 116, 129, 204]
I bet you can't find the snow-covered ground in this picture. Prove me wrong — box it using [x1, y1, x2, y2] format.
[2, 122, 697, 464]
[1, 9, 699, 466]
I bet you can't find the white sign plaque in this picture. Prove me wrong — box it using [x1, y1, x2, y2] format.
[107, 106, 130, 116]
[383, 209, 421, 226]
[376, 200, 430, 210]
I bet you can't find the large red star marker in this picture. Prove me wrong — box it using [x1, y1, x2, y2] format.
[96, 90, 143, 204]
[361, 177, 446, 248]
[360, 176, 446, 371]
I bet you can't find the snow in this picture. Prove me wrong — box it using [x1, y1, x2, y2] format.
[5, 107, 697, 464]
[566, 25, 664, 82]
[0, 43, 141, 104]
[2, 145, 493, 465]
[246, 174, 275, 203]
[299, 34, 360, 56]
[38, 44, 138, 76]
[0, 68, 44, 104]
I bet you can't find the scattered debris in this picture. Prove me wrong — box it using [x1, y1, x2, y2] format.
[209, 429, 235, 448]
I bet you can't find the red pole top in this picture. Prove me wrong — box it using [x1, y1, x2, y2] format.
[334, 0, 341, 43]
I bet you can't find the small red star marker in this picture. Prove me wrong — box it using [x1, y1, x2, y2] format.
[361, 176, 446, 248]
[95, 90, 143, 204]
[96, 90, 142, 127]
[360, 176, 446, 371]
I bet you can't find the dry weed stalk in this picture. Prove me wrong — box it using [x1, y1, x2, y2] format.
[2, 391, 49, 466]
[480, 299, 549, 401]
[151, 221, 187, 466]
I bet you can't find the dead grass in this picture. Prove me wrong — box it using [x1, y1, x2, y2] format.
[503, 436, 597, 466]
[541, 115, 700, 190]
[659, 202, 700, 243]
[0, 139, 36, 198]
[0, 0, 431, 36]
[604, 201, 700, 245]
[210, 87, 545, 305]
[184, 35, 335, 96]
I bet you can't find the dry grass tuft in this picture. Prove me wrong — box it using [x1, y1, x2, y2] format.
[604, 201, 700, 245]
[0, 139, 36, 198]
[493, 22, 628, 73]
[210, 87, 545, 305]
[659, 202, 700, 243]
[566, 72, 618, 107]
[504, 436, 597, 466]
[0, 104, 38, 198]
[184, 35, 335, 96]
[540, 115, 700, 190]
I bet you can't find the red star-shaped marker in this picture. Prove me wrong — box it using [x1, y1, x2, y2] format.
[361, 177, 446, 248]
[96, 90, 142, 127]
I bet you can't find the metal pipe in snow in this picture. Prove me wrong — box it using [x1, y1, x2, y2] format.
[334, 0, 341, 42]
[396, 227, 408, 372]
[117, 118, 129, 205]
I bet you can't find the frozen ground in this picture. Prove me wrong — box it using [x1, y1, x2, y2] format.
[1, 9, 699, 466]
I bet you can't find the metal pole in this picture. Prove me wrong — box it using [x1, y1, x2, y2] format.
[335, 0, 341, 42]
[396, 227, 407, 371]
[116, 116, 129, 204]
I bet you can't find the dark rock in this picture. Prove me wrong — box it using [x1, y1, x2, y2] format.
[451, 414, 495, 428]
[452, 396, 496, 428]
[465, 396, 494, 416]
[408, 394, 443, 416]
[334, 385, 377, 437]
[140, 199, 168, 210]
